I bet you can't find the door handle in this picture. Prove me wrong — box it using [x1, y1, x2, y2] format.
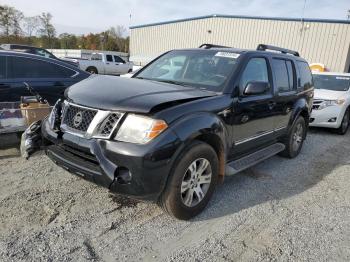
[268, 101, 276, 109]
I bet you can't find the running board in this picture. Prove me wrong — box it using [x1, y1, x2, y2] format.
[225, 143, 285, 176]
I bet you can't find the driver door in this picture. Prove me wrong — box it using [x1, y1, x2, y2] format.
[230, 56, 278, 156]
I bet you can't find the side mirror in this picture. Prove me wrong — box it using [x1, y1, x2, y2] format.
[244, 81, 269, 95]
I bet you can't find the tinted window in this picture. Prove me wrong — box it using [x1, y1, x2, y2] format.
[106, 55, 113, 62]
[240, 58, 269, 93]
[272, 59, 289, 92]
[0, 56, 6, 79]
[297, 61, 313, 89]
[8, 56, 75, 78]
[313, 74, 350, 91]
[114, 56, 125, 63]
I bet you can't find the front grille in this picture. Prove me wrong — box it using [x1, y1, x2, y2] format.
[96, 113, 122, 137]
[312, 99, 324, 110]
[62, 104, 97, 132]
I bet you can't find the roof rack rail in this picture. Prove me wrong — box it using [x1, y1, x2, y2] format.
[257, 44, 299, 57]
[199, 44, 231, 49]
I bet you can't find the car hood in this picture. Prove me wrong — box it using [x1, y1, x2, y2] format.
[314, 89, 348, 100]
[66, 75, 217, 113]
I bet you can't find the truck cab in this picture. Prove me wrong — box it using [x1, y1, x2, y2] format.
[79, 53, 133, 75]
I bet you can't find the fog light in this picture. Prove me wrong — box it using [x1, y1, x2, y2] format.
[115, 167, 132, 184]
[328, 117, 337, 122]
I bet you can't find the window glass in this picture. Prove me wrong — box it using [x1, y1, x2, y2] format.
[136, 50, 239, 92]
[0, 56, 6, 79]
[114, 56, 125, 63]
[286, 60, 295, 90]
[313, 74, 350, 91]
[297, 61, 313, 89]
[91, 54, 102, 60]
[272, 59, 289, 92]
[35, 49, 55, 59]
[8, 56, 75, 78]
[240, 58, 269, 92]
[106, 55, 113, 62]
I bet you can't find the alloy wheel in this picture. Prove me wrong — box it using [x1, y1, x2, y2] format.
[292, 123, 303, 152]
[180, 158, 212, 207]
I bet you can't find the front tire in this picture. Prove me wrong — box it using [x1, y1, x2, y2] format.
[279, 116, 306, 158]
[336, 108, 349, 135]
[159, 141, 219, 220]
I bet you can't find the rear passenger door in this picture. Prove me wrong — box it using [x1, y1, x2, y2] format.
[6, 55, 79, 104]
[271, 58, 297, 134]
[231, 56, 277, 156]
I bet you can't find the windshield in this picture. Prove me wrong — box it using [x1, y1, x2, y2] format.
[135, 50, 240, 92]
[313, 74, 350, 91]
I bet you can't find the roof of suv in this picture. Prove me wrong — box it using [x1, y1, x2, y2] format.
[177, 44, 306, 62]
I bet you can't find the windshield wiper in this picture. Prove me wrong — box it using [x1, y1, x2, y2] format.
[153, 79, 190, 87]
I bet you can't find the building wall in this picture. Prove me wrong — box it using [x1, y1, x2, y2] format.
[130, 16, 350, 72]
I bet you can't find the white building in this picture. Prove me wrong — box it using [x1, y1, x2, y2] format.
[130, 14, 350, 72]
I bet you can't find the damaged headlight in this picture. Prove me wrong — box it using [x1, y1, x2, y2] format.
[48, 99, 63, 130]
[318, 99, 345, 110]
[115, 114, 168, 144]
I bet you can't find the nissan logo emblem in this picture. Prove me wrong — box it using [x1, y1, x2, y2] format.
[73, 111, 83, 127]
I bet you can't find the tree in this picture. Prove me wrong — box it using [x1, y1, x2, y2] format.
[0, 5, 23, 40]
[38, 12, 56, 48]
[23, 16, 40, 37]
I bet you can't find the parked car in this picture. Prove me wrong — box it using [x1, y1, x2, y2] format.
[0, 51, 90, 105]
[31, 44, 313, 220]
[310, 72, 350, 134]
[0, 44, 79, 67]
[78, 52, 133, 75]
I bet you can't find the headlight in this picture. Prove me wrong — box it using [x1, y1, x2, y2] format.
[115, 114, 168, 144]
[48, 99, 62, 130]
[318, 99, 345, 110]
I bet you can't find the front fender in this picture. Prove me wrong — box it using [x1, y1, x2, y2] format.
[170, 112, 228, 156]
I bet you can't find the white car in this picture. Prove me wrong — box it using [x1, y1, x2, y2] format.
[78, 53, 133, 75]
[310, 72, 350, 134]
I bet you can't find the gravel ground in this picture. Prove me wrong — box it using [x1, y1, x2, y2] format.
[0, 128, 349, 262]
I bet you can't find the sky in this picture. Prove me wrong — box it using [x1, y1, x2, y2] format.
[2, 0, 349, 35]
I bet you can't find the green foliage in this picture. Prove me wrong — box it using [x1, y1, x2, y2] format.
[0, 5, 129, 52]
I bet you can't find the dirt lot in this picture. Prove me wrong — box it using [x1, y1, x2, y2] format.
[0, 129, 349, 262]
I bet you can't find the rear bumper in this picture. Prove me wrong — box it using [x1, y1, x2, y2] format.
[42, 118, 183, 201]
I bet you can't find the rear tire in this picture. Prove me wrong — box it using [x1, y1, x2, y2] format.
[335, 108, 349, 135]
[279, 116, 306, 158]
[158, 141, 219, 220]
[86, 67, 98, 74]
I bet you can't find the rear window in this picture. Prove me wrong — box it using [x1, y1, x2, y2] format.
[0, 56, 6, 79]
[297, 61, 313, 89]
[313, 74, 350, 91]
[8, 56, 75, 78]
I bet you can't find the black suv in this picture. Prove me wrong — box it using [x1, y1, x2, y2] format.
[38, 44, 314, 219]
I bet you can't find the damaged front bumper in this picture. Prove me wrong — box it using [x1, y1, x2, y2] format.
[39, 118, 182, 201]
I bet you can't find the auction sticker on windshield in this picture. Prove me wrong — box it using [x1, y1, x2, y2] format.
[215, 52, 240, 59]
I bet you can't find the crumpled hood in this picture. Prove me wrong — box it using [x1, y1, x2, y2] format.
[66, 75, 216, 113]
[314, 89, 347, 100]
